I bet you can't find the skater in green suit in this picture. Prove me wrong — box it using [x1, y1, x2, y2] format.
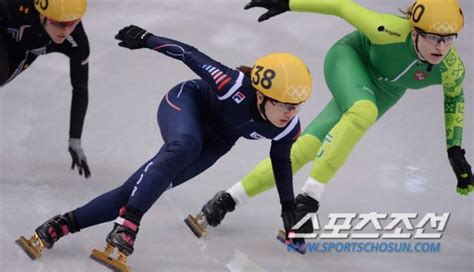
[190, 0, 472, 244]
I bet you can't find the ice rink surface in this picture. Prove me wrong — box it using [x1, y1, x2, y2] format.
[1, 0, 473, 271]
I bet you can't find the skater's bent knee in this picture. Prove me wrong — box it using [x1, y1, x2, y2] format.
[163, 134, 202, 160]
[345, 100, 378, 130]
[291, 134, 322, 165]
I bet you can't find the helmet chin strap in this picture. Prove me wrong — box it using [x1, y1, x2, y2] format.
[414, 32, 434, 72]
[259, 99, 284, 129]
[40, 16, 47, 28]
[257, 96, 280, 127]
[258, 96, 270, 122]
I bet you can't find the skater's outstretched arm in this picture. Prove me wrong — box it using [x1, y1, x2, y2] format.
[270, 128, 309, 246]
[62, 23, 91, 178]
[115, 25, 242, 95]
[62, 22, 90, 141]
[441, 47, 465, 149]
[440, 48, 473, 195]
[245, 0, 410, 44]
[49, 21, 91, 178]
[270, 129, 300, 204]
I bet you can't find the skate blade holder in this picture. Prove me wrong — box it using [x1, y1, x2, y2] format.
[276, 229, 307, 255]
[16, 233, 45, 260]
[184, 214, 208, 238]
[90, 243, 131, 272]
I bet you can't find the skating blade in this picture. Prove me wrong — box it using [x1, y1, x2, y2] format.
[90, 245, 131, 272]
[184, 214, 206, 238]
[15, 235, 43, 260]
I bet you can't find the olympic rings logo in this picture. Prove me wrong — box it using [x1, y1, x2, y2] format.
[287, 86, 310, 101]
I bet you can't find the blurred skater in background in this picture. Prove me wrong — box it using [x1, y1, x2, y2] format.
[1, 0, 91, 178]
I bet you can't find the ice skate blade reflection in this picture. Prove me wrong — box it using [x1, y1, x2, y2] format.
[276, 229, 307, 255]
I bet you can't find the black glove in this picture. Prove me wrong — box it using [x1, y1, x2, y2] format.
[295, 193, 320, 233]
[115, 25, 152, 50]
[68, 138, 91, 179]
[244, 0, 290, 22]
[448, 146, 473, 196]
[281, 200, 305, 245]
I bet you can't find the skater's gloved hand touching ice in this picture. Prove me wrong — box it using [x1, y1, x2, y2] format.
[294, 194, 319, 233]
[281, 200, 305, 246]
[448, 146, 473, 196]
[68, 138, 91, 179]
[244, 0, 289, 22]
[115, 25, 152, 50]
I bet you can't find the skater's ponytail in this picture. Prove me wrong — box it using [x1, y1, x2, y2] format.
[237, 65, 252, 76]
[399, 5, 413, 19]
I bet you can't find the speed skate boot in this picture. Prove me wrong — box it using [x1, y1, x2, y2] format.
[16, 212, 78, 260]
[90, 207, 141, 272]
[185, 190, 236, 238]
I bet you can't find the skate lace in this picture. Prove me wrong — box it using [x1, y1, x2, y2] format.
[47, 220, 65, 240]
[47, 226, 58, 240]
[120, 233, 135, 246]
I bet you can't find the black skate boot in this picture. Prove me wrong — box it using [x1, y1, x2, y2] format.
[90, 207, 142, 272]
[185, 191, 236, 238]
[202, 191, 236, 226]
[16, 212, 79, 260]
[105, 217, 139, 256]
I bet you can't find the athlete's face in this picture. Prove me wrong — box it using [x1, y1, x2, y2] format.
[257, 93, 301, 128]
[42, 16, 80, 44]
[412, 29, 456, 65]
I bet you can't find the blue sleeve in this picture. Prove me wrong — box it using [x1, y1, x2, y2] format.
[270, 141, 295, 204]
[270, 119, 301, 204]
[145, 35, 244, 98]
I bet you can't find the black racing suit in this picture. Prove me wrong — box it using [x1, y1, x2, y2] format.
[0, 0, 89, 139]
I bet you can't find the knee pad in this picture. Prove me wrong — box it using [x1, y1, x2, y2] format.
[311, 100, 378, 183]
[291, 134, 322, 172]
[345, 100, 378, 131]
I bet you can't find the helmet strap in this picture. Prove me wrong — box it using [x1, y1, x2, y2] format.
[258, 96, 270, 121]
[251, 94, 276, 126]
[38, 15, 52, 37]
[414, 32, 435, 72]
[40, 16, 47, 28]
[414, 32, 425, 60]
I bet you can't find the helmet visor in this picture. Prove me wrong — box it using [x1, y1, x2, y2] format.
[47, 18, 80, 29]
[416, 28, 457, 46]
[268, 97, 304, 113]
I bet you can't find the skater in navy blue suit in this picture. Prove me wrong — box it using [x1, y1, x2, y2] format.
[17, 25, 313, 269]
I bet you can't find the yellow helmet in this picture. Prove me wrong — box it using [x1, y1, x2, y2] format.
[251, 53, 312, 104]
[34, 0, 87, 22]
[409, 0, 464, 35]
